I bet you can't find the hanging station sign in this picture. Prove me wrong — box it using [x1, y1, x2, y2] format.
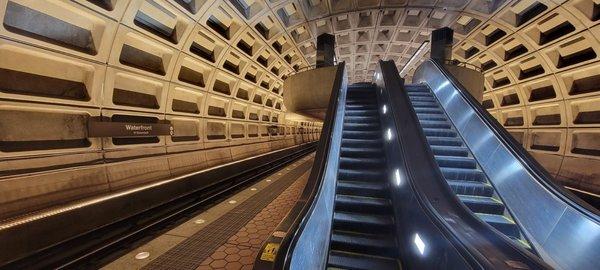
[87, 117, 173, 138]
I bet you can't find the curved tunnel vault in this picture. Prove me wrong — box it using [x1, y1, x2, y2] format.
[0, 0, 598, 222]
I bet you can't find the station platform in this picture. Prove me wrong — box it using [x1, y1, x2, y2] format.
[99, 153, 315, 270]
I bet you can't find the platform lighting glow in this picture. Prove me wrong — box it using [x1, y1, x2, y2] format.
[394, 169, 402, 186]
[386, 128, 393, 141]
[399, 41, 430, 77]
[437, 80, 450, 91]
[135, 252, 150, 260]
[414, 233, 426, 255]
[382, 105, 387, 114]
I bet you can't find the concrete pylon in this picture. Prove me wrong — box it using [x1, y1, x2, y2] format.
[316, 33, 336, 68]
[431, 27, 454, 62]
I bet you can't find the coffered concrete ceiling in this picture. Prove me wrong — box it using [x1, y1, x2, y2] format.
[251, 0, 512, 83]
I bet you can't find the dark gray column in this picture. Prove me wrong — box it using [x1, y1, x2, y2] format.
[431, 27, 453, 62]
[316, 33, 336, 68]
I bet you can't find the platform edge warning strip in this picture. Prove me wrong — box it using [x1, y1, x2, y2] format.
[142, 157, 315, 270]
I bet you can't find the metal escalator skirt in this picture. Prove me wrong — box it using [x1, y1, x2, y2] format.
[412, 60, 600, 270]
[289, 78, 348, 270]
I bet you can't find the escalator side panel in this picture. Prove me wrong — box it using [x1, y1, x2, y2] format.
[287, 64, 348, 270]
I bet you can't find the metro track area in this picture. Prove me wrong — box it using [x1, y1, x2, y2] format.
[1, 144, 315, 270]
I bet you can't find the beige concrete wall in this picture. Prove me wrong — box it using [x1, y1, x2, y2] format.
[283, 65, 339, 119]
[2, 0, 600, 219]
[0, 0, 322, 220]
[445, 1, 600, 194]
[444, 64, 484, 102]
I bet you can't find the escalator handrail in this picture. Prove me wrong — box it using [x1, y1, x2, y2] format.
[378, 60, 550, 269]
[425, 59, 600, 222]
[273, 62, 347, 269]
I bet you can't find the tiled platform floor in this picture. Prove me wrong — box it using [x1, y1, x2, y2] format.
[196, 163, 310, 270]
[102, 153, 315, 270]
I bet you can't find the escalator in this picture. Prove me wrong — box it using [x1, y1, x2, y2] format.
[249, 55, 597, 269]
[259, 62, 550, 270]
[328, 84, 400, 269]
[405, 84, 531, 249]
[405, 59, 600, 270]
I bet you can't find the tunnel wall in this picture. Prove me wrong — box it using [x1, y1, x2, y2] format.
[0, 0, 322, 220]
[2, 0, 599, 220]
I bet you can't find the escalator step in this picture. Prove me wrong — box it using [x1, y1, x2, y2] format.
[346, 104, 378, 110]
[348, 88, 376, 93]
[448, 180, 494, 197]
[343, 122, 380, 131]
[328, 250, 399, 270]
[347, 91, 376, 95]
[440, 167, 486, 182]
[342, 138, 383, 148]
[345, 109, 379, 116]
[330, 231, 397, 257]
[419, 120, 451, 129]
[340, 147, 382, 158]
[414, 107, 444, 114]
[435, 156, 478, 169]
[458, 195, 505, 215]
[346, 99, 376, 104]
[411, 101, 439, 108]
[345, 103, 377, 107]
[338, 168, 385, 181]
[339, 157, 385, 169]
[335, 194, 391, 214]
[427, 137, 463, 147]
[342, 130, 381, 139]
[349, 83, 374, 88]
[416, 113, 447, 122]
[348, 91, 376, 95]
[406, 92, 433, 97]
[422, 128, 457, 137]
[409, 96, 436, 102]
[337, 181, 388, 197]
[405, 86, 429, 93]
[347, 99, 375, 102]
[430, 146, 470, 157]
[348, 90, 375, 94]
[333, 212, 394, 233]
[345, 116, 379, 123]
[476, 213, 521, 238]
